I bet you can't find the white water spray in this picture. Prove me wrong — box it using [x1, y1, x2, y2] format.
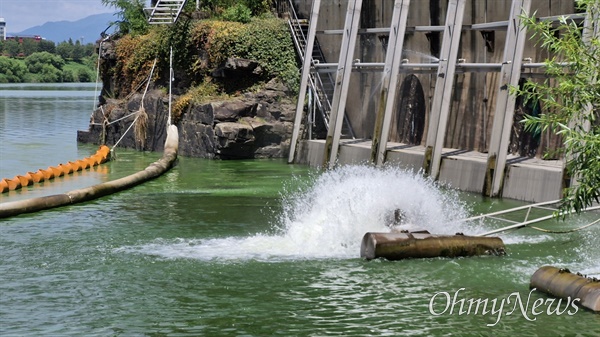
[119, 165, 473, 261]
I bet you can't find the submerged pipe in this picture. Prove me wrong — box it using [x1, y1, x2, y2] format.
[361, 232, 506, 260]
[0, 125, 179, 219]
[530, 266, 600, 312]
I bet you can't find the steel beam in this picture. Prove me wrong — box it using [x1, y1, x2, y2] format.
[323, 0, 363, 168]
[422, 0, 466, 179]
[288, 0, 321, 164]
[371, 0, 411, 166]
[484, 0, 531, 197]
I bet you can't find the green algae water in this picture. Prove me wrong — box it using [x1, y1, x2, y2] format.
[1, 83, 599, 336]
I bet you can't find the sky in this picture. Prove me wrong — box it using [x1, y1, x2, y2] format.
[0, 0, 123, 33]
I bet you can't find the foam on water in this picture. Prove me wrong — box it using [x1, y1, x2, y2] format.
[118, 165, 480, 261]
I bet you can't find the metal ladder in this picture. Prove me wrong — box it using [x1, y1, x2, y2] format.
[283, 0, 355, 138]
[146, 0, 187, 25]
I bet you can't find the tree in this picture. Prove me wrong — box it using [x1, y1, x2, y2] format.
[76, 68, 93, 82]
[56, 41, 74, 60]
[25, 52, 65, 73]
[101, 0, 149, 36]
[0, 56, 27, 82]
[514, 0, 600, 216]
[72, 40, 85, 61]
[3, 39, 21, 57]
[21, 38, 38, 57]
[38, 40, 56, 54]
[38, 64, 62, 82]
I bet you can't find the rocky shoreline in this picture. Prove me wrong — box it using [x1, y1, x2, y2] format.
[77, 77, 297, 159]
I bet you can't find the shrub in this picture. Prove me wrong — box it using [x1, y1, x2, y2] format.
[191, 18, 299, 92]
[25, 52, 65, 73]
[221, 3, 252, 23]
[0, 56, 27, 82]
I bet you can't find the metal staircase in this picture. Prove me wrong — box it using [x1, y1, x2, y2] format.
[146, 0, 187, 25]
[283, 1, 355, 138]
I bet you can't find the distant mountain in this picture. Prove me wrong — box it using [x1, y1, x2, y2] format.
[9, 12, 118, 45]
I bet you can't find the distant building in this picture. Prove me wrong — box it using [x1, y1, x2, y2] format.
[5, 35, 43, 43]
[0, 18, 6, 40]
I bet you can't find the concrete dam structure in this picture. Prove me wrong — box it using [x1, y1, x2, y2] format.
[286, 0, 582, 203]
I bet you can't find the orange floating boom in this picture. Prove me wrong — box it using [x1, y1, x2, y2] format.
[7, 177, 21, 190]
[0, 126, 178, 218]
[28, 171, 45, 183]
[0, 145, 111, 193]
[0, 179, 8, 193]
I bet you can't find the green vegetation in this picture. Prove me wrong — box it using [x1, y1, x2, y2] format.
[111, 15, 299, 97]
[514, 0, 600, 216]
[191, 18, 299, 92]
[0, 38, 97, 83]
[201, 0, 271, 18]
[101, 0, 149, 36]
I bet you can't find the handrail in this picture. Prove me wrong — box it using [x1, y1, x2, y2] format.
[460, 199, 600, 236]
[279, 0, 355, 138]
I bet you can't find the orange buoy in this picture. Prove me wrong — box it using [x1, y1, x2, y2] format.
[28, 171, 44, 183]
[69, 161, 83, 172]
[7, 176, 21, 190]
[82, 157, 95, 168]
[98, 145, 110, 156]
[0, 179, 9, 193]
[41, 168, 55, 180]
[89, 154, 104, 166]
[77, 159, 91, 170]
[59, 163, 73, 175]
[50, 166, 64, 177]
[17, 174, 33, 187]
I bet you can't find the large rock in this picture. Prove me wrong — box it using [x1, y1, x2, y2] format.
[212, 57, 264, 78]
[77, 79, 296, 159]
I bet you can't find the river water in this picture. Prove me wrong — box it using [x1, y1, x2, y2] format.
[1, 83, 599, 336]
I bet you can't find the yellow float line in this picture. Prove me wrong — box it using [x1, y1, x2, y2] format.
[0, 145, 111, 194]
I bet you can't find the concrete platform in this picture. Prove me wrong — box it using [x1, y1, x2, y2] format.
[296, 139, 563, 203]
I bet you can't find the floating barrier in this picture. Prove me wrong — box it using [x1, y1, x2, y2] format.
[530, 266, 600, 312]
[0, 125, 178, 219]
[0, 145, 111, 194]
[360, 232, 506, 260]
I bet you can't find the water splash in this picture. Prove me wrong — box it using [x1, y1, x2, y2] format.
[402, 50, 440, 63]
[118, 165, 473, 261]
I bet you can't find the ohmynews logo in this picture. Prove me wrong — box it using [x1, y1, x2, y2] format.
[428, 288, 580, 327]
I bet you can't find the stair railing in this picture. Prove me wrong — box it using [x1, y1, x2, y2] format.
[278, 0, 355, 138]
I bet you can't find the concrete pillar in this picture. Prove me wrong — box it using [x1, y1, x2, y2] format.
[323, 0, 363, 169]
[370, 0, 411, 166]
[288, 0, 322, 164]
[484, 0, 531, 197]
[422, 0, 466, 179]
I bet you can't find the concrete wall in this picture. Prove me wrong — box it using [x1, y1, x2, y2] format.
[296, 139, 563, 202]
[293, 0, 574, 157]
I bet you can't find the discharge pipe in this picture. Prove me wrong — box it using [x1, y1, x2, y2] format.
[361, 232, 505, 260]
[530, 266, 600, 312]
